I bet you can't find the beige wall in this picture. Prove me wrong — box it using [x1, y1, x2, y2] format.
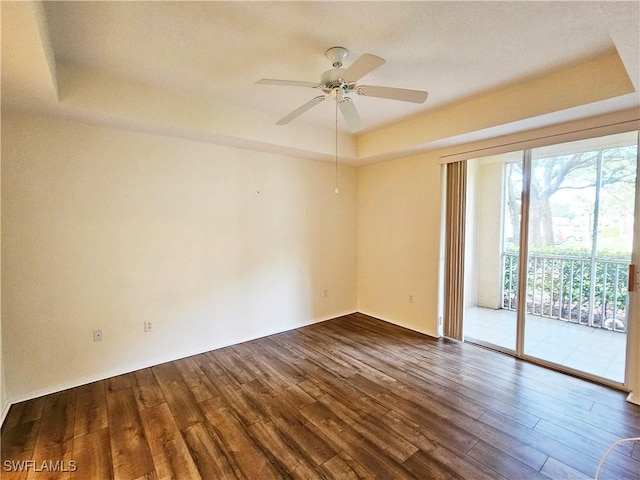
[357, 153, 442, 336]
[0, 143, 6, 423]
[1, 113, 357, 402]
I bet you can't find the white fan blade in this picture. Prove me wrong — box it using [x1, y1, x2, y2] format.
[338, 98, 364, 132]
[276, 95, 326, 125]
[357, 85, 428, 104]
[342, 53, 385, 82]
[256, 79, 319, 88]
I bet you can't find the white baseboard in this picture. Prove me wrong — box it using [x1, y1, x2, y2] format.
[356, 310, 440, 338]
[5, 310, 357, 406]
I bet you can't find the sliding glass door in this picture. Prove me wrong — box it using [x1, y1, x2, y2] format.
[462, 131, 638, 385]
[522, 133, 637, 382]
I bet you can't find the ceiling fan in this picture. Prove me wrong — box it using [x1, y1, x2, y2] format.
[256, 47, 429, 132]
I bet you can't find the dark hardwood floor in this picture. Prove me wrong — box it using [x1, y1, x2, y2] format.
[2, 313, 640, 479]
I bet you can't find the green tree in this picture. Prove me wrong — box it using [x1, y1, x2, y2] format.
[506, 145, 637, 249]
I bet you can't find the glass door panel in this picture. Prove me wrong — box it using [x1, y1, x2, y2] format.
[523, 132, 637, 382]
[463, 152, 523, 352]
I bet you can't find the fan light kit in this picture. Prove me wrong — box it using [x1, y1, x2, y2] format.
[256, 46, 429, 133]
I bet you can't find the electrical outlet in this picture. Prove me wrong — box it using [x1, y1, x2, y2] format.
[144, 321, 153, 332]
[93, 329, 103, 342]
[409, 295, 414, 303]
[322, 289, 328, 298]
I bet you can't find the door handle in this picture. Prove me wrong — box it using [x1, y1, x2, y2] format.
[629, 264, 637, 292]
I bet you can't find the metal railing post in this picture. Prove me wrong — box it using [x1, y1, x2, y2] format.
[588, 150, 605, 327]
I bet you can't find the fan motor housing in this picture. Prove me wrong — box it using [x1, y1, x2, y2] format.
[320, 68, 356, 94]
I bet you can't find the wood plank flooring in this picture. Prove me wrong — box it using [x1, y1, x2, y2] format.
[2, 313, 640, 479]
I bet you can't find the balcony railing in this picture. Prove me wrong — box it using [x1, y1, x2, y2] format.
[503, 252, 630, 333]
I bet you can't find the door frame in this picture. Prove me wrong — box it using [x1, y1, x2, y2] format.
[625, 131, 640, 402]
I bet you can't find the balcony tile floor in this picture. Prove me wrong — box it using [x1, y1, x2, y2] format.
[464, 306, 627, 383]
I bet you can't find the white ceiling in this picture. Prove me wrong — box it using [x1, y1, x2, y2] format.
[2, 1, 639, 164]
